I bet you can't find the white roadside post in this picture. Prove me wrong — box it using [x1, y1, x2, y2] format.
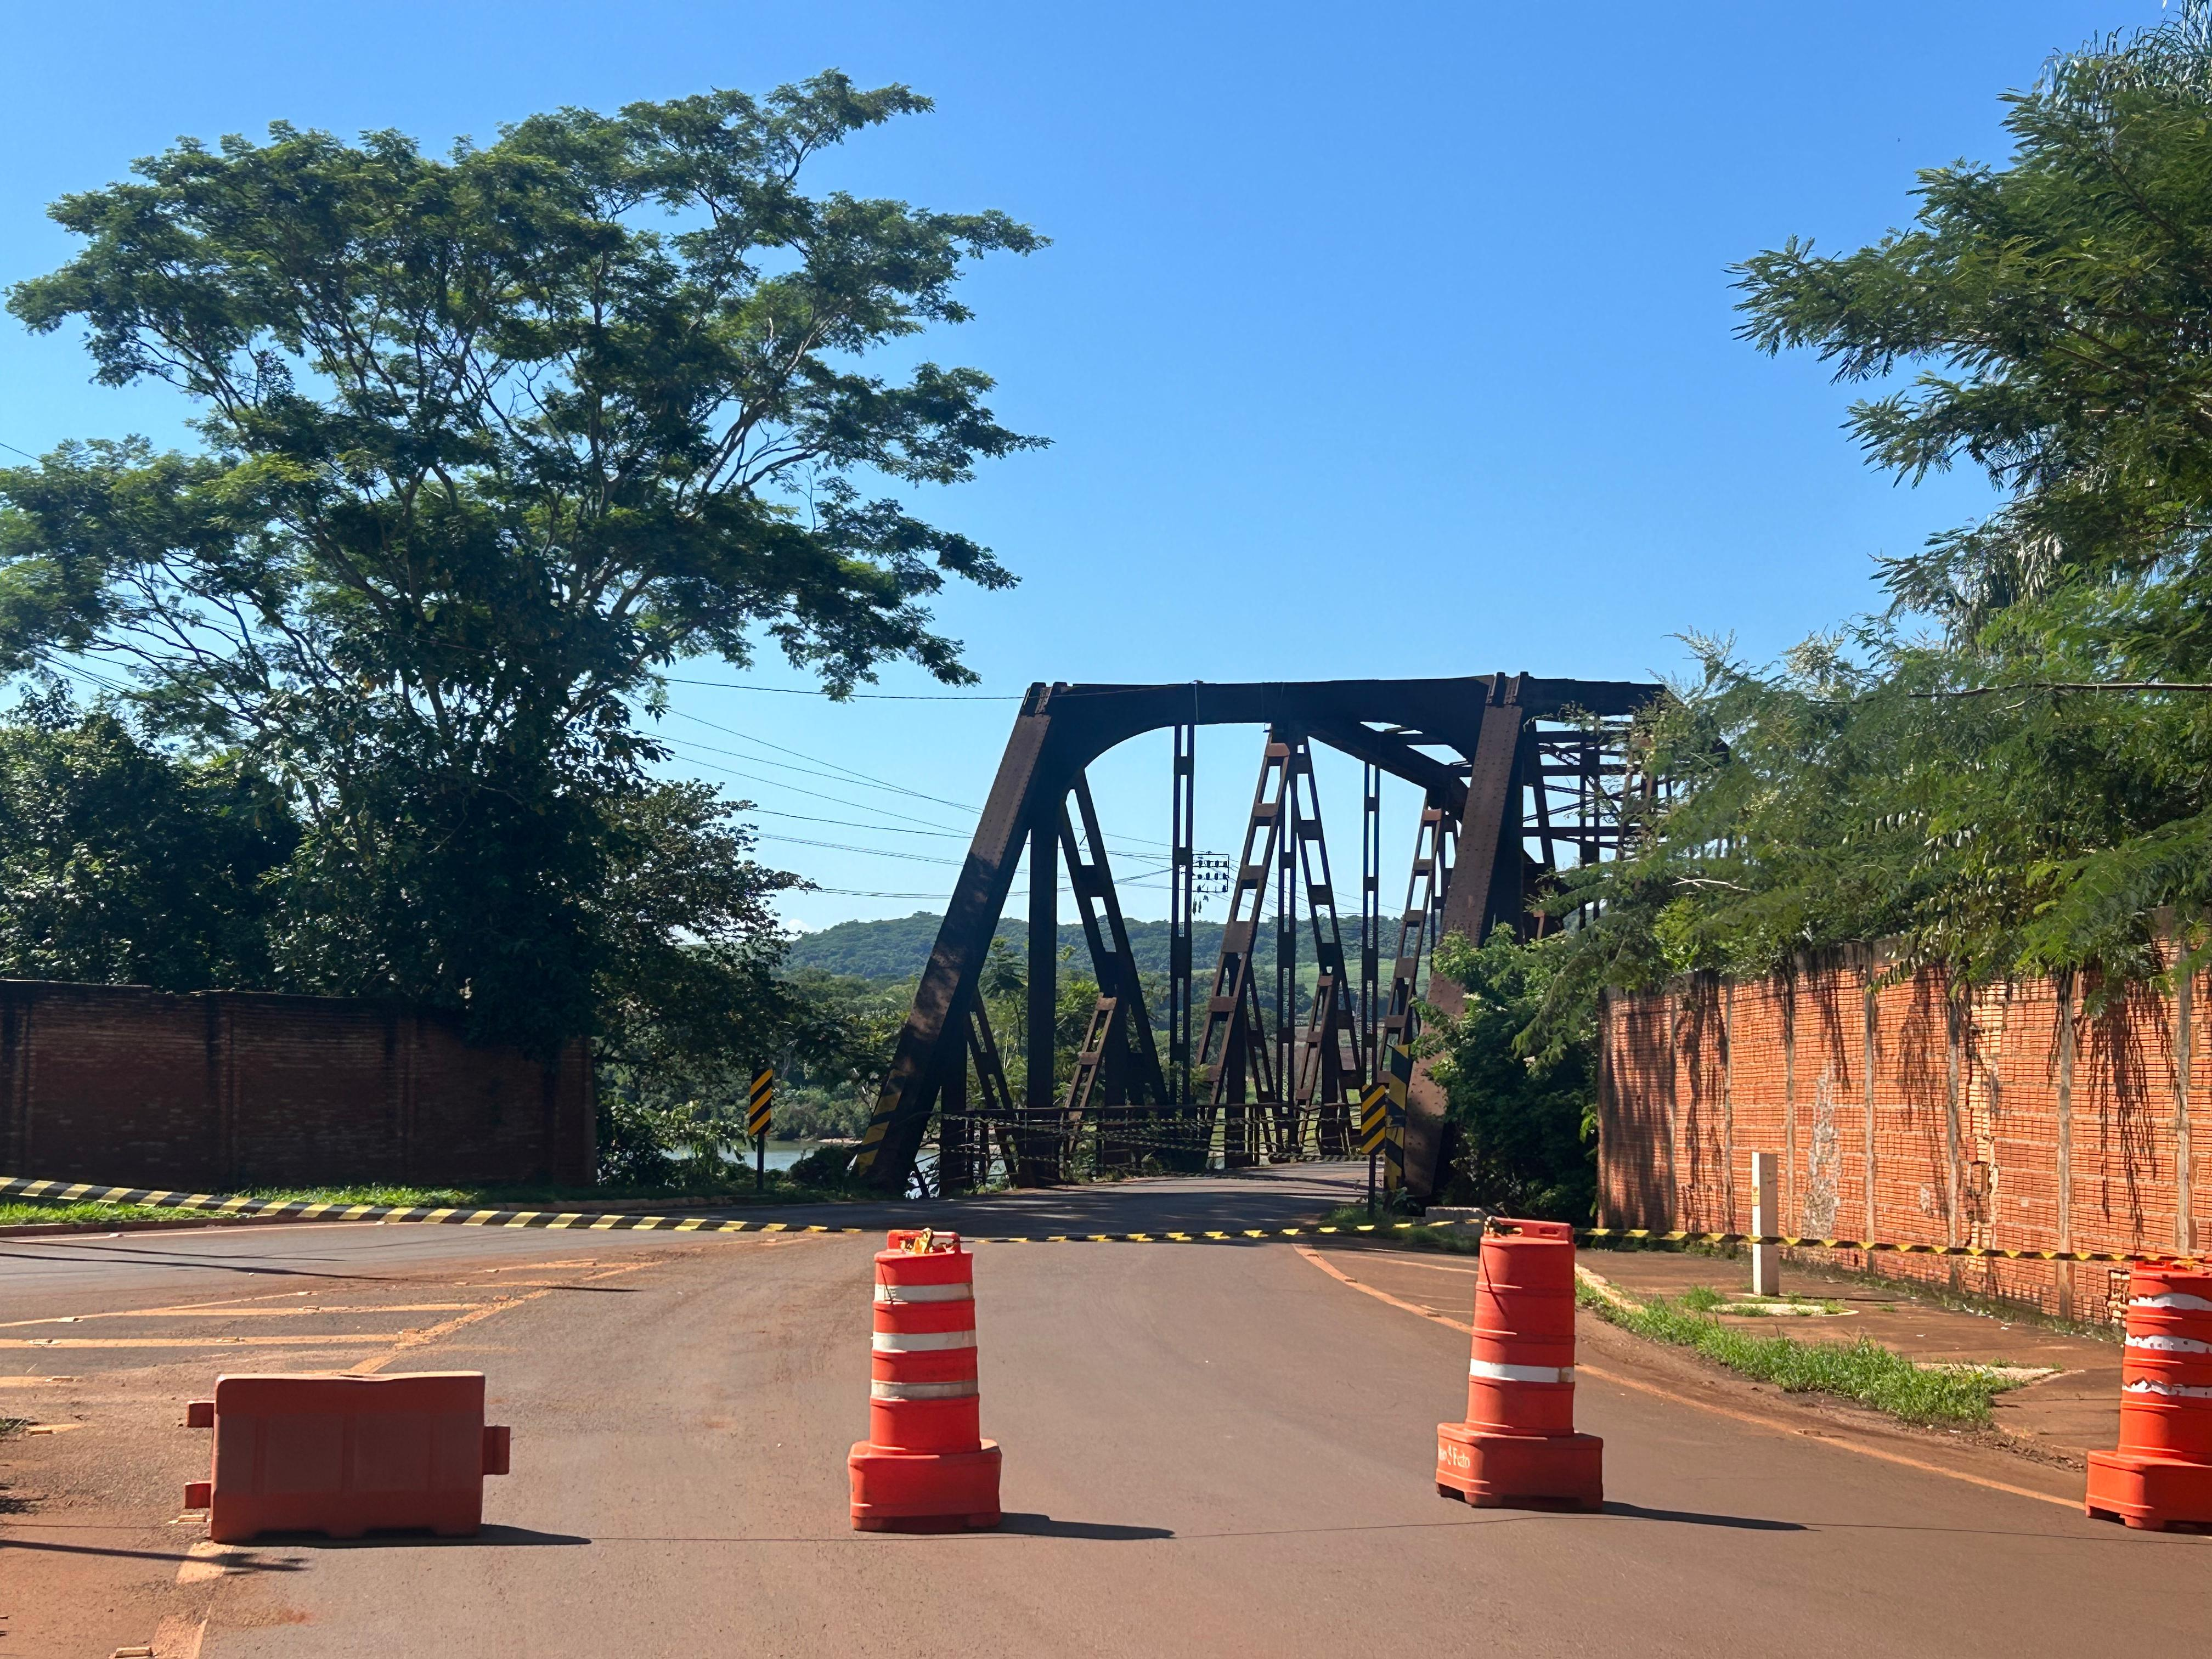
[1750, 1150, 1781, 1297]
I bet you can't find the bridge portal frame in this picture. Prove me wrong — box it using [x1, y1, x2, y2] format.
[849, 673, 1660, 1195]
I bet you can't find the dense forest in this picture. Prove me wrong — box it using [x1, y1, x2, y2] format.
[786, 912, 1226, 981]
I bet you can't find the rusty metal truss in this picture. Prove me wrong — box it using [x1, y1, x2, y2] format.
[849, 674, 1660, 1197]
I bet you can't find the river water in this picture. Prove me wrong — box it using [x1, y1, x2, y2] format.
[720, 1140, 815, 1173]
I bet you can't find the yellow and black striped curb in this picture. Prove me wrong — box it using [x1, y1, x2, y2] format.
[0, 1173, 1459, 1246]
[2, 1176, 876, 1238]
[1579, 1226, 2204, 1267]
[3, 1176, 2201, 1265]
[0, 1174, 1448, 1245]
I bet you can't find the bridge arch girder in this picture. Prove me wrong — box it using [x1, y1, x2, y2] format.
[849, 673, 1661, 1193]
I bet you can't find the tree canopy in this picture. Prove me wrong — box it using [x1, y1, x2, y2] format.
[0, 73, 1042, 1055]
[1530, 5, 2212, 1044]
[0, 692, 291, 990]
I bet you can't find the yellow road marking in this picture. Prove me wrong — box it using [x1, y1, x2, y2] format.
[1, 1304, 473, 1328]
[1290, 1245, 2079, 1513]
[342, 1300, 544, 1374]
[1294, 1248, 1469, 1331]
[1359, 1256, 1481, 1276]
[476, 1259, 597, 1272]
[2, 1335, 405, 1349]
[1570, 1359, 2080, 1512]
[344, 1260, 657, 1376]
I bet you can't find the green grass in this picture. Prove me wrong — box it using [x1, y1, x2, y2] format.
[1577, 1281, 2022, 1426]
[0, 1199, 216, 1226]
[1589, 1235, 2120, 1345]
[0, 1170, 884, 1229]
[0, 1418, 28, 1438]
[0, 1186, 832, 1238]
[0, 1188, 493, 1226]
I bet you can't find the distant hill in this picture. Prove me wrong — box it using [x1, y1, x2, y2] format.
[785, 912, 947, 980]
[786, 910, 1229, 984]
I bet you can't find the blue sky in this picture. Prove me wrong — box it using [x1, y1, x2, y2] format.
[0, 2, 2172, 931]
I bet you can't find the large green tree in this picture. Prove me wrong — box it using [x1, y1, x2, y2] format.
[0, 74, 1042, 1048]
[0, 691, 292, 989]
[1426, 928, 1597, 1222]
[1526, 7, 2212, 1043]
[1739, 5, 2212, 639]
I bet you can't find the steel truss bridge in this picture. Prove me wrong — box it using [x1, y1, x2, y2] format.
[850, 674, 1661, 1197]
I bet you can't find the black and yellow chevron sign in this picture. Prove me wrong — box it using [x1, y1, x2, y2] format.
[1357, 1084, 1389, 1155]
[746, 1068, 775, 1139]
[1382, 1041, 1411, 1190]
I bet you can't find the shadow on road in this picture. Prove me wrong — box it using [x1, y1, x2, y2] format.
[0, 1537, 306, 1567]
[0, 1242, 405, 1283]
[1599, 1502, 1805, 1532]
[537, 1283, 640, 1293]
[283, 1525, 593, 1549]
[997, 1512, 1174, 1541]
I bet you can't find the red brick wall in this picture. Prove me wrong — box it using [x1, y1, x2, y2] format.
[0, 981, 594, 1190]
[1598, 952, 2204, 1323]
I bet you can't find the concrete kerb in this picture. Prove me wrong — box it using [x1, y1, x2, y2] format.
[1574, 1265, 1643, 1312]
[0, 1173, 1496, 1247]
[6, 1172, 2207, 1265]
[0, 1190, 851, 1239]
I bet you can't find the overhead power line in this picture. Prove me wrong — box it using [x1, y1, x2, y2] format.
[802, 885, 1075, 900]
[746, 806, 970, 838]
[804, 887, 956, 900]
[658, 732, 1169, 861]
[661, 674, 1020, 702]
[753, 833, 966, 867]
[665, 707, 986, 816]
[657, 744, 973, 834]
[661, 706, 1177, 854]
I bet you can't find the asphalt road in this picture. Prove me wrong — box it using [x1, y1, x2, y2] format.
[0, 1165, 1363, 1309]
[4, 1165, 2206, 1657]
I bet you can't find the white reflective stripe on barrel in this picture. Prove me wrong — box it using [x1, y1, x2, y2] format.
[2125, 1333, 2212, 1355]
[1469, 1358, 1574, 1384]
[871, 1329, 978, 1352]
[2122, 1378, 2212, 1399]
[870, 1379, 979, 1400]
[2129, 1291, 2212, 1313]
[873, 1282, 973, 1304]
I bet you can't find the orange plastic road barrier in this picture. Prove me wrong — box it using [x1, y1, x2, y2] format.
[849, 1228, 1002, 1532]
[1435, 1217, 1603, 1510]
[2086, 1267, 2212, 1531]
[182, 1372, 511, 1543]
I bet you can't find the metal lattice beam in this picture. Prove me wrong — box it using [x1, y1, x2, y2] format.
[848, 674, 1659, 1195]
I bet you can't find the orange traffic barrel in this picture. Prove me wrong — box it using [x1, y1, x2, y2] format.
[1436, 1217, 1602, 1510]
[849, 1229, 1002, 1532]
[1465, 1216, 1579, 1438]
[2087, 1266, 2212, 1530]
